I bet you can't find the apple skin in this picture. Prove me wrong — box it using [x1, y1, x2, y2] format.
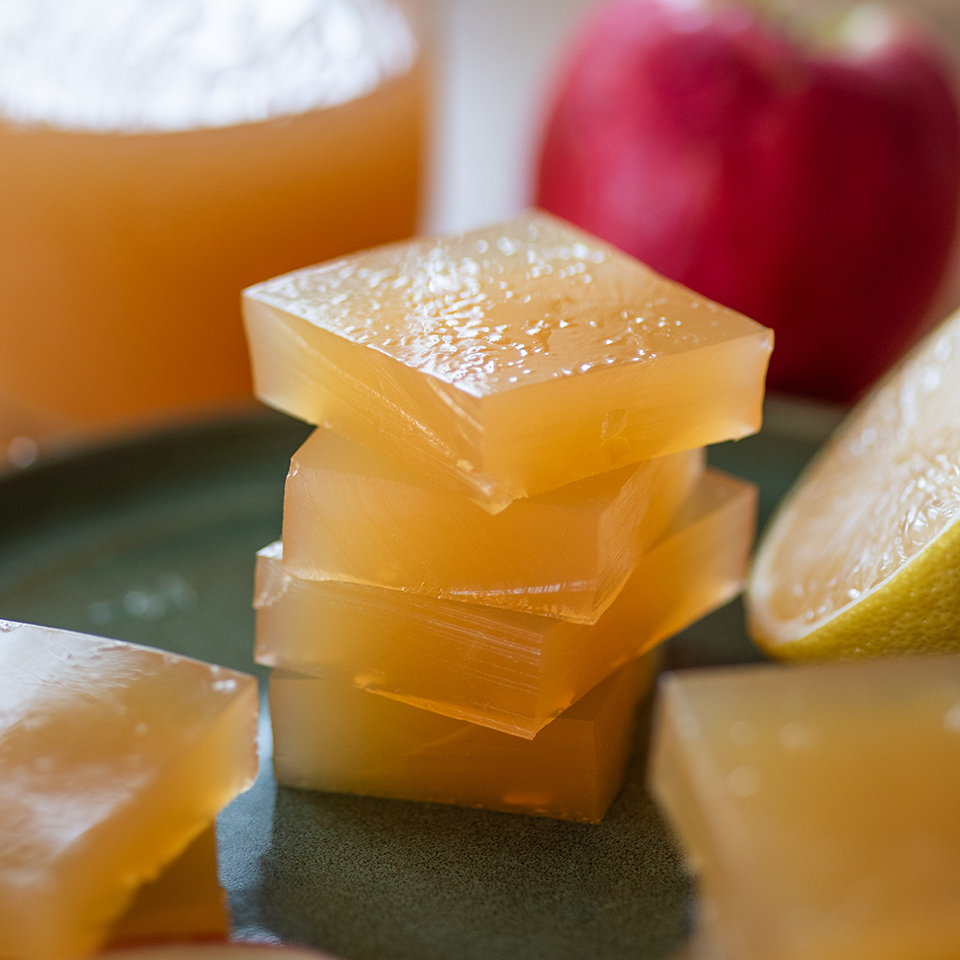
[536, 0, 960, 403]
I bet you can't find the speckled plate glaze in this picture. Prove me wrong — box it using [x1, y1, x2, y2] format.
[0, 398, 842, 960]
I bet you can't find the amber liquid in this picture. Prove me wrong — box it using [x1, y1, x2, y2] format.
[0, 63, 423, 453]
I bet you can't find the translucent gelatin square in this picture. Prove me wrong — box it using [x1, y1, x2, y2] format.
[649, 656, 960, 960]
[256, 469, 756, 738]
[107, 825, 228, 947]
[0, 621, 259, 960]
[244, 210, 772, 512]
[282, 426, 704, 623]
[270, 650, 659, 824]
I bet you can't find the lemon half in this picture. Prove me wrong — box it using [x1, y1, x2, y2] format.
[748, 308, 960, 660]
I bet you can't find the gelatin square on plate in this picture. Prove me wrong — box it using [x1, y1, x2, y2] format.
[270, 649, 660, 824]
[106, 825, 228, 947]
[281, 426, 704, 623]
[0, 621, 258, 960]
[244, 210, 772, 512]
[256, 468, 756, 739]
[649, 655, 960, 960]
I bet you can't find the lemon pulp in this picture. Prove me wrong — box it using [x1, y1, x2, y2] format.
[748, 306, 960, 659]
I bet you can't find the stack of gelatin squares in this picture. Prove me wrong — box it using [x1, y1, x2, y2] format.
[242, 211, 773, 824]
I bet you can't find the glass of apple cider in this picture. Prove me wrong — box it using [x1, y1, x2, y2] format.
[0, 0, 425, 468]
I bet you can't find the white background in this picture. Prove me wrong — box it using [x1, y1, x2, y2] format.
[421, 0, 597, 233]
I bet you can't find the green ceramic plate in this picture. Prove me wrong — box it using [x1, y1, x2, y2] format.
[0, 398, 843, 960]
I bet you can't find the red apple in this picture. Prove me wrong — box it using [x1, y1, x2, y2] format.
[536, 0, 960, 403]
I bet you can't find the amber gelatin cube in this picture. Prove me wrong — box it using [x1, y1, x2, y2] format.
[271, 650, 658, 823]
[282, 427, 704, 623]
[256, 468, 756, 738]
[649, 656, 960, 960]
[107, 825, 228, 947]
[243, 210, 772, 512]
[0, 621, 258, 960]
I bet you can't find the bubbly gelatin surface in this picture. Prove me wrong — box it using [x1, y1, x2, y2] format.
[244, 211, 772, 509]
[256, 468, 756, 738]
[270, 651, 658, 823]
[0, 621, 258, 960]
[282, 427, 704, 622]
[650, 656, 960, 960]
[247, 210, 764, 395]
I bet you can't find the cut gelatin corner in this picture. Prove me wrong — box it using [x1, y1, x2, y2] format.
[105, 826, 229, 949]
[648, 655, 960, 960]
[0, 620, 259, 960]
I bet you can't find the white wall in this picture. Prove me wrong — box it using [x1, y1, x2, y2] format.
[422, 0, 598, 233]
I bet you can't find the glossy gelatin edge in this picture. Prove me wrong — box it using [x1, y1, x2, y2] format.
[282, 426, 705, 622]
[269, 650, 660, 823]
[244, 210, 772, 511]
[0, 621, 258, 960]
[255, 468, 756, 738]
[107, 826, 228, 947]
[649, 657, 960, 960]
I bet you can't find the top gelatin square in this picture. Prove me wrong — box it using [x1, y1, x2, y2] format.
[244, 210, 772, 512]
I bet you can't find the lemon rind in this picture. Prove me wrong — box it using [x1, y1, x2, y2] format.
[748, 512, 960, 661]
